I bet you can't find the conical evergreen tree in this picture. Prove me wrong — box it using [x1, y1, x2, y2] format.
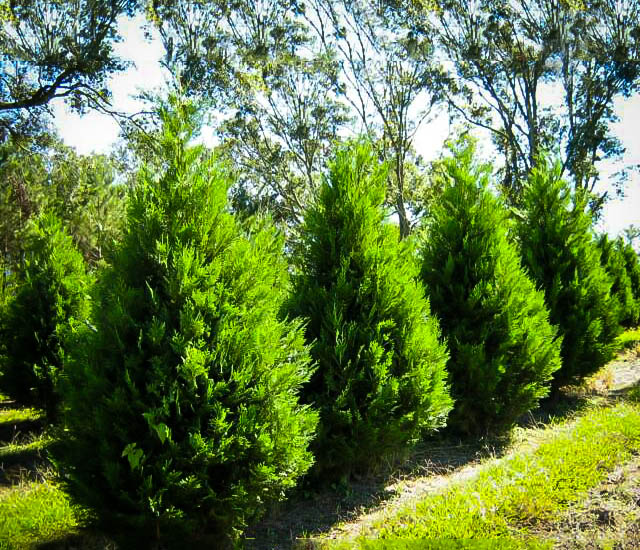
[621, 240, 640, 326]
[287, 143, 452, 480]
[419, 140, 562, 435]
[0, 213, 90, 420]
[55, 101, 317, 543]
[597, 234, 639, 328]
[517, 159, 620, 389]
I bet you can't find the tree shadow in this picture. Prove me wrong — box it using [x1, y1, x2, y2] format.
[244, 376, 638, 550]
[243, 433, 512, 550]
[0, 414, 45, 442]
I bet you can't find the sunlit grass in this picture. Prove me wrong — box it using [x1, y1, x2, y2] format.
[616, 327, 640, 350]
[319, 402, 640, 548]
[0, 408, 43, 426]
[0, 432, 53, 462]
[0, 480, 81, 550]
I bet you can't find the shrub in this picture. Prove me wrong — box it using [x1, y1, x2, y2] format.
[517, 159, 620, 389]
[287, 142, 452, 480]
[55, 101, 317, 544]
[0, 213, 90, 420]
[597, 234, 639, 328]
[418, 140, 562, 435]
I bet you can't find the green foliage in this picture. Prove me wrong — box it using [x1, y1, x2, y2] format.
[0, 0, 139, 142]
[517, 159, 620, 389]
[287, 142, 452, 480]
[55, 100, 317, 543]
[419, 140, 562, 435]
[425, 0, 640, 204]
[597, 234, 640, 328]
[0, 213, 90, 420]
[0, 139, 126, 271]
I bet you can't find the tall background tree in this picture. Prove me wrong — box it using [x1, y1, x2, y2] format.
[0, 139, 126, 276]
[148, 0, 349, 226]
[302, 0, 447, 236]
[396, 0, 640, 209]
[148, 1, 449, 235]
[0, 0, 140, 145]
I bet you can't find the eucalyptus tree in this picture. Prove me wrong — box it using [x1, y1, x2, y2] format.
[0, 0, 140, 144]
[401, 0, 640, 208]
[148, 0, 349, 226]
[148, 1, 448, 235]
[303, 0, 446, 237]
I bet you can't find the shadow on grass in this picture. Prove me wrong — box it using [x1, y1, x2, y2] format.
[243, 432, 513, 550]
[0, 418, 46, 443]
[244, 380, 632, 550]
[35, 531, 121, 550]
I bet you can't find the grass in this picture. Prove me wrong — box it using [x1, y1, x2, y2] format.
[317, 401, 640, 548]
[616, 327, 640, 350]
[0, 480, 81, 549]
[324, 539, 552, 549]
[0, 407, 43, 426]
[1, 349, 640, 549]
[0, 432, 53, 465]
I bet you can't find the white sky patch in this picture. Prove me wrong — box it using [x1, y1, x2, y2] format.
[51, 14, 169, 155]
[49, 14, 640, 238]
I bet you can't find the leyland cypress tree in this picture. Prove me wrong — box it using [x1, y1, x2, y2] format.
[518, 160, 620, 389]
[597, 234, 639, 328]
[0, 213, 90, 420]
[55, 101, 317, 543]
[287, 143, 451, 480]
[419, 141, 562, 435]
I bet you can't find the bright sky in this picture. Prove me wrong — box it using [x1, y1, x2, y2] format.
[51, 14, 640, 239]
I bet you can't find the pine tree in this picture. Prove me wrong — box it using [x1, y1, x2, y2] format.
[517, 159, 620, 389]
[419, 140, 562, 435]
[55, 100, 317, 543]
[0, 213, 90, 420]
[287, 142, 452, 480]
[597, 234, 639, 328]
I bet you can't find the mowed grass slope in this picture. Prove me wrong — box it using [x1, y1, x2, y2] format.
[322, 402, 640, 547]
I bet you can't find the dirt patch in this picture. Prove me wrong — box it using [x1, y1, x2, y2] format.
[530, 457, 640, 549]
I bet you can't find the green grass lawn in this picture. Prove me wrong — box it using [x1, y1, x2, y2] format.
[0, 481, 81, 550]
[319, 401, 640, 548]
